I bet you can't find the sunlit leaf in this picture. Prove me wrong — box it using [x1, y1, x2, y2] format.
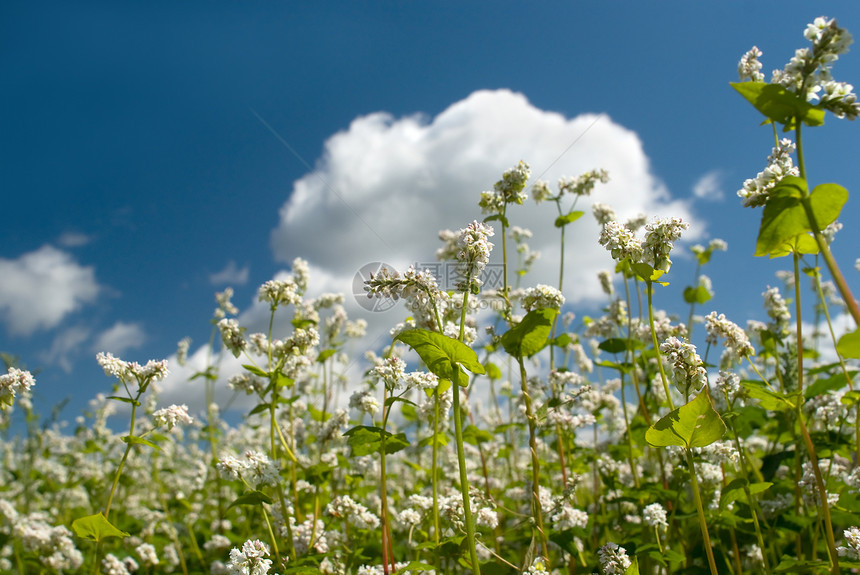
[554, 210, 584, 228]
[501, 308, 557, 358]
[645, 390, 726, 448]
[228, 490, 273, 509]
[395, 329, 485, 382]
[837, 328, 860, 359]
[731, 82, 825, 128]
[343, 425, 410, 456]
[71, 512, 129, 541]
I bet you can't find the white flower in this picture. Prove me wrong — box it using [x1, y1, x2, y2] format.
[153, 404, 193, 431]
[522, 284, 565, 312]
[0, 367, 35, 409]
[643, 502, 668, 531]
[598, 542, 631, 575]
[226, 540, 272, 575]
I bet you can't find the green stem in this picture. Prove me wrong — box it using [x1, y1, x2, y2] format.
[517, 355, 549, 562]
[646, 281, 675, 411]
[455, 264, 481, 575]
[685, 448, 719, 575]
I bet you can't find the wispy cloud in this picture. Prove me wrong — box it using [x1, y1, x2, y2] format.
[57, 232, 92, 247]
[209, 260, 250, 286]
[692, 170, 725, 201]
[93, 321, 147, 356]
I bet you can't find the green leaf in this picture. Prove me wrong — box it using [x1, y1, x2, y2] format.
[317, 349, 337, 363]
[395, 329, 485, 383]
[645, 390, 726, 448]
[483, 213, 510, 228]
[842, 390, 860, 408]
[598, 338, 644, 354]
[484, 362, 502, 380]
[121, 435, 162, 451]
[731, 82, 826, 128]
[837, 328, 860, 359]
[228, 491, 274, 509]
[106, 396, 140, 406]
[720, 478, 773, 509]
[755, 178, 848, 257]
[625, 557, 640, 575]
[549, 333, 572, 348]
[554, 210, 584, 228]
[343, 425, 410, 456]
[743, 380, 797, 411]
[71, 512, 129, 541]
[462, 424, 493, 445]
[683, 285, 712, 305]
[242, 364, 269, 377]
[631, 262, 669, 285]
[501, 308, 557, 358]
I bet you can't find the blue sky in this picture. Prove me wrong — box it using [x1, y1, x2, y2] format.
[3, 2, 860, 423]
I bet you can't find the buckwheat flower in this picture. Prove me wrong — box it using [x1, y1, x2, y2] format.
[642, 217, 689, 273]
[373, 357, 407, 391]
[345, 318, 368, 338]
[838, 527, 860, 560]
[738, 138, 798, 207]
[625, 212, 648, 232]
[522, 284, 565, 312]
[819, 81, 860, 119]
[133, 543, 158, 567]
[228, 373, 266, 395]
[821, 221, 843, 244]
[524, 557, 549, 574]
[531, 180, 553, 203]
[494, 160, 531, 204]
[102, 553, 132, 575]
[227, 540, 272, 575]
[597, 270, 614, 296]
[598, 542, 632, 575]
[738, 46, 765, 82]
[591, 202, 617, 226]
[0, 367, 35, 409]
[292, 257, 310, 291]
[176, 337, 191, 366]
[326, 495, 380, 530]
[559, 168, 610, 197]
[763, 286, 791, 332]
[660, 336, 707, 395]
[599, 220, 643, 263]
[258, 278, 302, 308]
[404, 370, 439, 391]
[153, 404, 193, 431]
[213, 287, 238, 320]
[456, 220, 495, 289]
[349, 388, 380, 416]
[643, 502, 668, 531]
[218, 318, 247, 358]
[552, 503, 588, 530]
[705, 311, 755, 360]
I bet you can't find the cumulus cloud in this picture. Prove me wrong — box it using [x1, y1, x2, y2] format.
[692, 170, 725, 201]
[271, 89, 701, 310]
[0, 245, 101, 336]
[93, 321, 147, 356]
[210, 260, 250, 286]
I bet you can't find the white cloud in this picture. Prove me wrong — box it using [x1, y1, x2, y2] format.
[692, 170, 725, 201]
[271, 89, 700, 308]
[57, 232, 92, 247]
[0, 245, 101, 336]
[43, 326, 92, 373]
[210, 260, 250, 286]
[93, 321, 147, 356]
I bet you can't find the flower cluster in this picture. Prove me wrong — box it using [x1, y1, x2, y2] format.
[738, 46, 765, 82]
[558, 168, 610, 197]
[522, 284, 565, 312]
[226, 540, 273, 575]
[642, 217, 689, 273]
[96, 352, 169, 387]
[660, 336, 707, 395]
[737, 138, 799, 208]
[598, 220, 643, 264]
[152, 404, 193, 431]
[479, 160, 531, 213]
[838, 526, 860, 560]
[704, 311, 755, 362]
[597, 542, 632, 575]
[456, 220, 495, 290]
[217, 451, 280, 487]
[643, 502, 668, 531]
[0, 367, 35, 409]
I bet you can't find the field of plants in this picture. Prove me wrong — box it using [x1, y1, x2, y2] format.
[3, 15, 860, 575]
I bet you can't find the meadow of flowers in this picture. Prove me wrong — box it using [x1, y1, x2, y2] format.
[4, 15, 860, 575]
